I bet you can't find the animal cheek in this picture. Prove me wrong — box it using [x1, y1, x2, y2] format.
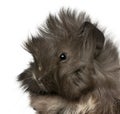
[57, 75, 80, 100]
[58, 72, 95, 100]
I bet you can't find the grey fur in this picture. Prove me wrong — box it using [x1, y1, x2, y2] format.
[18, 9, 120, 114]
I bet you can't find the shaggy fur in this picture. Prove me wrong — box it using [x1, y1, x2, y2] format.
[18, 9, 120, 114]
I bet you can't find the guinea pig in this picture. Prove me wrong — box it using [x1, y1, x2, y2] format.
[18, 9, 120, 114]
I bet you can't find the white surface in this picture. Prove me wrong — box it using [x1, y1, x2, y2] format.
[0, 0, 120, 114]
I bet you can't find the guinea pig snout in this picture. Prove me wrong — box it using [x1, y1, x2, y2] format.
[38, 76, 43, 82]
[36, 71, 47, 82]
[32, 73, 47, 89]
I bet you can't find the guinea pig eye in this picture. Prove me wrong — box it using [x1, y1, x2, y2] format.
[59, 53, 67, 61]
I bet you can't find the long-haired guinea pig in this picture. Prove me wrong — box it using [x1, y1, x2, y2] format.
[18, 9, 120, 114]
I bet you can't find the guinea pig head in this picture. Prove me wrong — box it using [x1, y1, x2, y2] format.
[18, 20, 105, 100]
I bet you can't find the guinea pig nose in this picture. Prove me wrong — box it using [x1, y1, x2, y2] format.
[38, 77, 42, 81]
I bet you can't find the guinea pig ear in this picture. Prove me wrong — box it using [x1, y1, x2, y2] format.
[81, 22, 105, 57]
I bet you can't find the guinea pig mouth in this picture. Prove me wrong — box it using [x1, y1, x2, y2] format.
[32, 73, 48, 95]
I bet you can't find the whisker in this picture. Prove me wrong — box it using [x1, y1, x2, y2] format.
[22, 76, 34, 81]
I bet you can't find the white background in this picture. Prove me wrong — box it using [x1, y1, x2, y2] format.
[0, 0, 120, 114]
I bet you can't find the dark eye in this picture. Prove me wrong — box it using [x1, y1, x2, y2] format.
[59, 53, 67, 61]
